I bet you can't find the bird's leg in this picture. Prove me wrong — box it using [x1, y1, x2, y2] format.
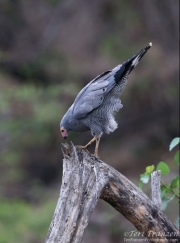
[75, 135, 101, 153]
[94, 135, 101, 158]
[75, 144, 89, 153]
[84, 136, 98, 148]
[76, 136, 97, 151]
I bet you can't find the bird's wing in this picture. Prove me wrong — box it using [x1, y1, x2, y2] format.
[72, 69, 122, 119]
[72, 43, 152, 120]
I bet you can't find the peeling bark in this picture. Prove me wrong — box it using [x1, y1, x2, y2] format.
[45, 143, 180, 243]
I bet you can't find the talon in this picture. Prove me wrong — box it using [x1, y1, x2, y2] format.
[94, 153, 99, 158]
[75, 145, 89, 153]
[76, 134, 102, 157]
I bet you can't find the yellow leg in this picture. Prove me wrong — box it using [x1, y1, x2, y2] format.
[94, 136, 101, 158]
[76, 134, 101, 156]
[75, 137, 96, 153]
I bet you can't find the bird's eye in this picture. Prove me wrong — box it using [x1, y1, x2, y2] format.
[61, 129, 64, 132]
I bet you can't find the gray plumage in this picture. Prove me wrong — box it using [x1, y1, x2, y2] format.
[60, 43, 152, 156]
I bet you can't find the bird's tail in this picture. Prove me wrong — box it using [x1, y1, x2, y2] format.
[123, 42, 152, 75]
[113, 42, 152, 84]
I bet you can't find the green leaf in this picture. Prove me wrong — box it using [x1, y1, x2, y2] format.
[145, 165, 155, 174]
[176, 216, 180, 228]
[174, 150, 180, 165]
[169, 137, 180, 151]
[157, 162, 170, 175]
[139, 181, 143, 190]
[161, 184, 172, 193]
[176, 177, 180, 188]
[162, 195, 175, 210]
[140, 174, 150, 184]
[161, 189, 167, 198]
[170, 176, 180, 189]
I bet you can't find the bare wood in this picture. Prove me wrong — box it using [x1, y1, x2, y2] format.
[151, 170, 162, 209]
[45, 143, 109, 243]
[45, 143, 180, 243]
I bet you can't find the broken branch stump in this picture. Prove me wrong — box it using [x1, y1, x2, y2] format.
[151, 170, 162, 209]
[45, 143, 180, 243]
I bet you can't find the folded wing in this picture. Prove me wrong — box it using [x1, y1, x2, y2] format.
[72, 70, 118, 119]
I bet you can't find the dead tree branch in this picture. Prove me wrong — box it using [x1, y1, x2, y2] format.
[45, 143, 180, 243]
[151, 170, 162, 209]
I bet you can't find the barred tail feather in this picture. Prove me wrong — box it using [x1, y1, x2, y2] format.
[128, 42, 152, 74]
[114, 42, 152, 84]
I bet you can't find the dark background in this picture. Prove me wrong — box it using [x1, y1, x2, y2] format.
[0, 0, 179, 242]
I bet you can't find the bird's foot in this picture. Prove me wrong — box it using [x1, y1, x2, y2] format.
[75, 145, 89, 153]
[93, 153, 99, 159]
[94, 145, 100, 158]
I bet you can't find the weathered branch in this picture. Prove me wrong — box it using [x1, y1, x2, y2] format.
[151, 170, 162, 209]
[45, 143, 180, 243]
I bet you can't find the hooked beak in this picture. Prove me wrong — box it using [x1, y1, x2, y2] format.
[63, 136, 67, 140]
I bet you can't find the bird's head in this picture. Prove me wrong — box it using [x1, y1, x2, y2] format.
[60, 126, 68, 140]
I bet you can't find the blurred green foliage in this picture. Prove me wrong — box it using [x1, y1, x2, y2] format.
[0, 199, 55, 243]
[139, 138, 180, 226]
[0, 71, 80, 197]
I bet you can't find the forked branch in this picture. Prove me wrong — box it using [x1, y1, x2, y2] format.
[45, 143, 180, 243]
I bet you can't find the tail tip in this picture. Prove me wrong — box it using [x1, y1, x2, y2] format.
[149, 42, 152, 47]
